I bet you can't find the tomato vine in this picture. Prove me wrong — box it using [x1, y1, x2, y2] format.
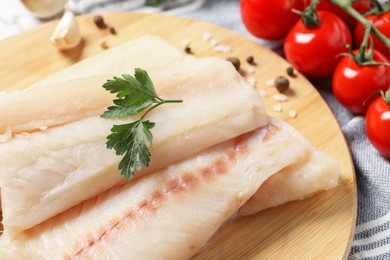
[330, 0, 390, 56]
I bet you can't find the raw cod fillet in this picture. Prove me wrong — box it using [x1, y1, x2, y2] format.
[0, 118, 319, 259]
[0, 58, 267, 236]
[31, 35, 186, 88]
[238, 150, 339, 217]
[0, 76, 112, 136]
[0, 54, 244, 136]
[0, 35, 341, 258]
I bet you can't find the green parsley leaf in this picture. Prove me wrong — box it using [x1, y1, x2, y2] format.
[133, 68, 158, 97]
[101, 70, 159, 119]
[101, 68, 182, 180]
[107, 120, 155, 180]
[102, 96, 154, 119]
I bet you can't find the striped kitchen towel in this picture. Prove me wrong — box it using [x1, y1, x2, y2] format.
[349, 212, 390, 259]
[342, 117, 390, 260]
[68, 0, 206, 15]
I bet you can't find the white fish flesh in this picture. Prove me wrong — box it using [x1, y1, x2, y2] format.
[1, 34, 188, 135]
[0, 76, 111, 135]
[0, 118, 315, 259]
[31, 35, 186, 88]
[0, 58, 267, 237]
[0, 35, 341, 258]
[238, 150, 339, 217]
[0, 54, 245, 136]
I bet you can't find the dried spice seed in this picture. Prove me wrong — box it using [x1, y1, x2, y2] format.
[286, 66, 295, 77]
[246, 56, 255, 64]
[93, 15, 107, 29]
[203, 32, 212, 41]
[266, 78, 275, 87]
[210, 39, 218, 46]
[289, 110, 298, 118]
[259, 89, 267, 97]
[100, 40, 109, 49]
[246, 66, 255, 74]
[214, 45, 232, 53]
[184, 46, 192, 54]
[273, 104, 283, 112]
[226, 57, 240, 71]
[247, 77, 257, 87]
[273, 93, 288, 102]
[274, 76, 290, 93]
[108, 27, 117, 35]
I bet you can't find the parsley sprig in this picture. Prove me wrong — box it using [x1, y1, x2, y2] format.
[101, 68, 182, 180]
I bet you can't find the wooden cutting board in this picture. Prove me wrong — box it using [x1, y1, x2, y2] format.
[0, 13, 356, 259]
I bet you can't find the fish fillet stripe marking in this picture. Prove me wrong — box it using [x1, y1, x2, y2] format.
[68, 129, 266, 258]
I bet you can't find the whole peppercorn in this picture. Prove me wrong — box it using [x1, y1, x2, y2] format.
[93, 15, 107, 29]
[274, 76, 290, 93]
[246, 56, 255, 65]
[100, 40, 109, 49]
[184, 46, 192, 54]
[108, 27, 117, 35]
[286, 66, 296, 77]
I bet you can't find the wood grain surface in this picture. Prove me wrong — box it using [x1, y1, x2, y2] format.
[0, 13, 357, 259]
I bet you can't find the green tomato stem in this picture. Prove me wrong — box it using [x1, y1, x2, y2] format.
[329, 0, 390, 50]
[383, 88, 390, 105]
[364, 1, 390, 16]
[371, 0, 385, 13]
[309, 0, 321, 10]
[296, 0, 320, 28]
[356, 24, 373, 62]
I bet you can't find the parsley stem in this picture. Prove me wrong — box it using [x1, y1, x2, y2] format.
[161, 99, 183, 103]
[102, 69, 183, 180]
[141, 99, 183, 120]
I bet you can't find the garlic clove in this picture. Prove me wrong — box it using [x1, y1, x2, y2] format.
[50, 9, 82, 51]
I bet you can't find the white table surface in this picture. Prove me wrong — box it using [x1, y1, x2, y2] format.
[0, 1, 47, 40]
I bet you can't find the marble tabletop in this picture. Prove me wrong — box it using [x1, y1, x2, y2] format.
[0, 1, 48, 40]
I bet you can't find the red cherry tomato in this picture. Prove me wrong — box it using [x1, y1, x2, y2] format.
[306, 0, 371, 28]
[366, 93, 390, 158]
[354, 12, 390, 59]
[284, 11, 352, 78]
[240, 0, 305, 40]
[332, 49, 390, 114]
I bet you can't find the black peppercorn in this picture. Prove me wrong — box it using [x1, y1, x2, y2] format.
[274, 76, 290, 93]
[286, 66, 295, 77]
[93, 15, 106, 29]
[246, 56, 255, 65]
[184, 46, 192, 54]
[108, 27, 117, 35]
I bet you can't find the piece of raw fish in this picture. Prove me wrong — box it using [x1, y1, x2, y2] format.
[0, 76, 111, 136]
[31, 35, 186, 88]
[238, 150, 340, 217]
[1, 35, 187, 136]
[0, 65, 267, 237]
[0, 55, 247, 136]
[0, 119, 314, 259]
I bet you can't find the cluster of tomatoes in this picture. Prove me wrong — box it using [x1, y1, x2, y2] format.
[241, 0, 390, 159]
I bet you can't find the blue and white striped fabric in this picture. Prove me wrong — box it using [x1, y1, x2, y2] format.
[350, 212, 390, 259]
[69, 0, 206, 15]
[68, 1, 390, 259]
[343, 117, 390, 260]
